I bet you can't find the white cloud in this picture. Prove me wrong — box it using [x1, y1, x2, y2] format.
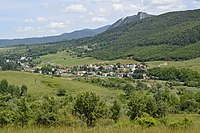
[24, 19, 33, 23]
[36, 17, 48, 23]
[89, 8, 108, 17]
[37, 27, 57, 34]
[113, 3, 124, 12]
[150, 0, 181, 5]
[193, 0, 200, 8]
[136, 0, 187, 14]
[92, 0, 120, 3]
[48, 22, 67, 29]
[91, 17, 108, 23]
[99, 8, 107, 14]
[24, 17, 48, 23]
[16, 27, 34, 33]
[63, 4, 86, 12]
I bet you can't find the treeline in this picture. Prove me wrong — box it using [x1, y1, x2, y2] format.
[1, 79, 200, 128]
[148, 67, 200, 87]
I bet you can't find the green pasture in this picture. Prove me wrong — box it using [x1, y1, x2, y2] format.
[0, 71, 123, 98]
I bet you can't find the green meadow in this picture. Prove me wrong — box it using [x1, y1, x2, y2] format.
[0, 71, 122, 98]
[1, 126, 199, 133]
[146, 58, 200, 73]
[33, 50, 200, 74]
[34, 51, 139, 67]
[34, 51, 103, 67]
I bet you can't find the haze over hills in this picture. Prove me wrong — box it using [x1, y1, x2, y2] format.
[0, 25, 110, 47]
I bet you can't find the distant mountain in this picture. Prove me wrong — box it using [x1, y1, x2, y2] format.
[108, 12, 154, 30]
[0, 25, 110, 47]
[73, 9, 200, 61]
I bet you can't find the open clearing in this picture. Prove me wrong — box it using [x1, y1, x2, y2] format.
[146, 58, 200, 73]
[0, 71, 123, 98]
[34, 51, 139, 67]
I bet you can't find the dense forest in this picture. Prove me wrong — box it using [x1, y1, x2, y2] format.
[70, 9, 200, 61]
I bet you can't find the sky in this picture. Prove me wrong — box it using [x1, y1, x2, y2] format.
[0, 0, 200, 39]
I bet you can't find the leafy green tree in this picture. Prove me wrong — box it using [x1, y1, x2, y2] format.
[146, 97, 157, 117]
[0, 79, 8, 94]
[194, 91, 200, 102]
[110, 100, 121, 123]
[56, 89, 66, 97]
[34, 96, 60, 126]
[127, 91, 147, 120]
[155, 101, 168, 118]
[20, 85, 28, 96]
[73, 92, 108, 127]
[16, 98, 31, 127]
[136, 81, 148, 90]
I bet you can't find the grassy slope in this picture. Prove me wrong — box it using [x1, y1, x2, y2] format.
[146, 58, 200, 73]
[0, 71, 123, 98]
[34, 51, 103, 67]
[34, 51, 139, 67]
[34, 50, 200, 73]
[0, 47, 11, 53]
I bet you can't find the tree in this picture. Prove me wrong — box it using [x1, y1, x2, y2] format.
[56, 89, 66, 97]
[0, 79, 8, 94]
[146, 97, 157, 117]
[127, 91, 147, 120]
[110, 100, 121, 123]
[17, 98, 31, 127]
[194, 91, 200, 102]
[73, 92, 108, 127]
[136, 81, 148, 90]
[20, 85, 28, 96]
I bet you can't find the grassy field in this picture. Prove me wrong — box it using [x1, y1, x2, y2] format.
[0, 47, 11, 53]
[34, 51, 139, 67]
[34, 50, 200, 73]
[1, 114, 200, 133]
[34, 51, 104, 67]
[146, 58, 200, 73]
[0, 71, 123, 98]
[1, 126, 200, 133]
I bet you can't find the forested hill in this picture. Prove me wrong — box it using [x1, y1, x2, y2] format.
[0, 25, 110, 47]
[73, 9, 200, 61]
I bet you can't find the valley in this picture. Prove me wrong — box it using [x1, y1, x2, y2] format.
[1, 7, 200, 133]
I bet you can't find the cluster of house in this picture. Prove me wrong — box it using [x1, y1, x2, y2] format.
[0, 56, 33, 71]
[4, 55, 149, 79]
[52, 63, 148, 78]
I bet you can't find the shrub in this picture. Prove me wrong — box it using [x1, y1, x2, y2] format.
[169, 117, 193, 128]
[134, 113, 158, 127]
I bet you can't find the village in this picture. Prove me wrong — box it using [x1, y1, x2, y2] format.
[1, 55, 172, 80]
[0, 55, 149, 79]
[33, 62, 149, 79]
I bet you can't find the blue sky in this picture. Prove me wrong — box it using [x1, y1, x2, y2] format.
[0, 0, 200, 39]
